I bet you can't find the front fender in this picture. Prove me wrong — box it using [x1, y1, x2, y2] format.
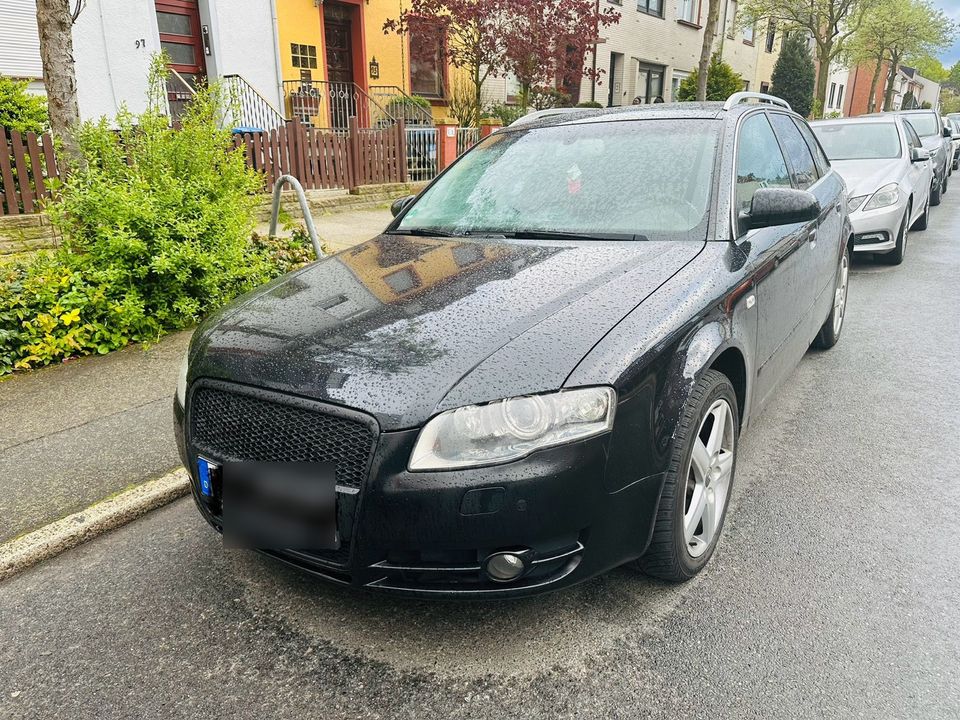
[600, 314, 753, 496]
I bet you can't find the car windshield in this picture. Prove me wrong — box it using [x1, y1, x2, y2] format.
[394, 119, 720, 240]
[903, 113, 939, 137]
[812, 123, 902, 160]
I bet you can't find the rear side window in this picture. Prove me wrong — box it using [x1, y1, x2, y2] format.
[735, 113, 793, 214]
[792, 118, 830, 176]
[769, 113, 818, 189]
[904, 121, 922, 150]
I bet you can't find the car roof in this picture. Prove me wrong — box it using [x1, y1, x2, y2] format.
[864, 109, 935, 117]
[503, 101, 801, 131]
[811, 116, 900, 126]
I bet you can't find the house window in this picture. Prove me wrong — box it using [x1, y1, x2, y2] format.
[837, 84, 845, 110]
[765, 21, 776, 52]
[742, 24, 755, 43]
[290, 43, 318, 70]
[409, 18, 446, 98]
[678, 0, 698, 23]
[829, 82, 836, 108]
[638, 0, 663, 18]
[760, 81, 770, 93]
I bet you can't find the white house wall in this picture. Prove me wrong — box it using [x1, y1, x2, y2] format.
[72, 0, 161, 119]
[201, 0, 284, 110]
[0, 0, 282, 121]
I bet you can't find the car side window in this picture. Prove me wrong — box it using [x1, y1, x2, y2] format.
[735, 113, 793, 214]
[792, 118, 830, 176]
[769, 112, 819, 189]
[904, 122, 922, 150]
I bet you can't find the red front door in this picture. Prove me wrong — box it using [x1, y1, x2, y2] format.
[155, 0, 207, 119]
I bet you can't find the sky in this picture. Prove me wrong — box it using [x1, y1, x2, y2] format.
[935, 0, 960, 67]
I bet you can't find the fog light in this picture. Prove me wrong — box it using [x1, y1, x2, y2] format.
[484, 552, 527, 582]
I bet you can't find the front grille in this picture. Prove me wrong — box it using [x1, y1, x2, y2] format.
[189, 383, 377, 489]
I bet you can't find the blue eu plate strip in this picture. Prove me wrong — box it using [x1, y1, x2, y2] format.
[197, 458, 213, 497]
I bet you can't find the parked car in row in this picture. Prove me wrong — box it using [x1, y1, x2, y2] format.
[946, 114, 960, 171]
[870, 108, 951, 206]
[175, 93, 852, 598]
[812, 114, 933, 265]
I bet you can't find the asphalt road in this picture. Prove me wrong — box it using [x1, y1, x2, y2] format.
[2, 196, 959, 719]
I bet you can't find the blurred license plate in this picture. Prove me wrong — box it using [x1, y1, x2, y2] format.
[221, 462, 337, 550]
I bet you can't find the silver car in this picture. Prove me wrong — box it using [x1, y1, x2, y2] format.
[812, 115, 933, 265]
[876, 109, 952, 206]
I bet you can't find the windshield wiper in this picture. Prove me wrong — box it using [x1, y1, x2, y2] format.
[386, 227, 465, 238]
[500, 230, 648, 242]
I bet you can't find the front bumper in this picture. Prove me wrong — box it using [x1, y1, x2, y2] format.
[849, 200, 907, 253]
[174, 389, 664, 599]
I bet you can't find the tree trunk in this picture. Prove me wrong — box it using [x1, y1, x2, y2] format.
[814, 41, 832, 119]
[696, 0, 722, 101]
[883, 55, 901, 111]
[36, 0, 82, 173]
[867, 59, 883, 114]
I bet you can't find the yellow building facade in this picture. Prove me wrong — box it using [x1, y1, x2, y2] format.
[274, 0, 452, 127]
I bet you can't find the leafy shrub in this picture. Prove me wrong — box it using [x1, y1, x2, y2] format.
[677, 54, 744, 102]
[0, 76, 48, 134]
[0, 60, 311, 375]
[486, 103, 525, 126]
[575, 101, 604, 109]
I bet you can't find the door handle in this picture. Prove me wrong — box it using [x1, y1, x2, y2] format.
[807, 228, 818, 248]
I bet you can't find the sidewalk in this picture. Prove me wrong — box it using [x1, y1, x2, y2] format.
[0, 205, 390, 544]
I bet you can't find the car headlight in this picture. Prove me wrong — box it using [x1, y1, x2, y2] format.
[847, 195, 868, 212]
[863, 183, 900, 212]
[175, 351, 189, 407]
[409, 387, 616, 471]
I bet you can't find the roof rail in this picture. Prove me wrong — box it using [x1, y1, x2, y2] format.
[723, 92, 792, 111]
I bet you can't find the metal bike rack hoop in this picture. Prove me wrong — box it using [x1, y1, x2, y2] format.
[268, 174, 324, 260]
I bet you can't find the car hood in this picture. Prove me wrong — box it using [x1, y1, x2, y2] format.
[191, 234, 703, 430]
[832, 158, 904, 198]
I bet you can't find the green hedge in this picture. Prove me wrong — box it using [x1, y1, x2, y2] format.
[0, 66, 313, 376]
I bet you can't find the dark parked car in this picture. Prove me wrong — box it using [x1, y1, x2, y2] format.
[174, 93, 852, 598]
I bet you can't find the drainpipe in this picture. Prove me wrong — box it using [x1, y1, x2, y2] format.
[97, 0, 120, 115]
[270, 0, 285, 112]
[590, 0, 599, 103]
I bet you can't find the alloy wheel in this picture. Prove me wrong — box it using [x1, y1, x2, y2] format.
[683, 399, 735, 558]
[833, 252, 850, 335]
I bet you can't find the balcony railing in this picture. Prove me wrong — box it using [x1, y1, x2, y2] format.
[283, 80, 397, 131]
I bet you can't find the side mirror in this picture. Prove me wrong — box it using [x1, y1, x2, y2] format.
[390, 194, 416, 218]
[944, 126, 952, 138]
[911, 147, 931, 163]
[738, 188, 820, 234]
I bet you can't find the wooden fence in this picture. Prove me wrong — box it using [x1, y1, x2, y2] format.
[1, 118, 410, 216]
[231, 117, 408, 192]
[0, 128, 59, 217]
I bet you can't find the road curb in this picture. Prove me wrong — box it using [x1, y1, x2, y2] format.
[0, 468, 190, 582]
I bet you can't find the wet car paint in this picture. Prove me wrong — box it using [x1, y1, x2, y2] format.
[177, 103, 853, 597]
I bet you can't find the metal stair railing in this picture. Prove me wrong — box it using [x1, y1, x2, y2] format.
[222, 74, 287, 131]
[283, 80, 399, 131]
[369, 85, 435, 127]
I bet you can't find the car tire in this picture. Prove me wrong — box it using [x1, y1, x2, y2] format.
[912, 194, 930, 231]
[931, 177, 942, 206]
[638, 369, 739, 583]
[814, 245, 850, 350]
[881, 206, 909, 265]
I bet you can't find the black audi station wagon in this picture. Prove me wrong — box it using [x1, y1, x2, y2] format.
[174, 93, 851, 598]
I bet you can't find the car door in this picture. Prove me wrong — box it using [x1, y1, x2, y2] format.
[903, 120, 932, 220]
[767, 112, 839, 342]
[734, 111, 812, 410]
